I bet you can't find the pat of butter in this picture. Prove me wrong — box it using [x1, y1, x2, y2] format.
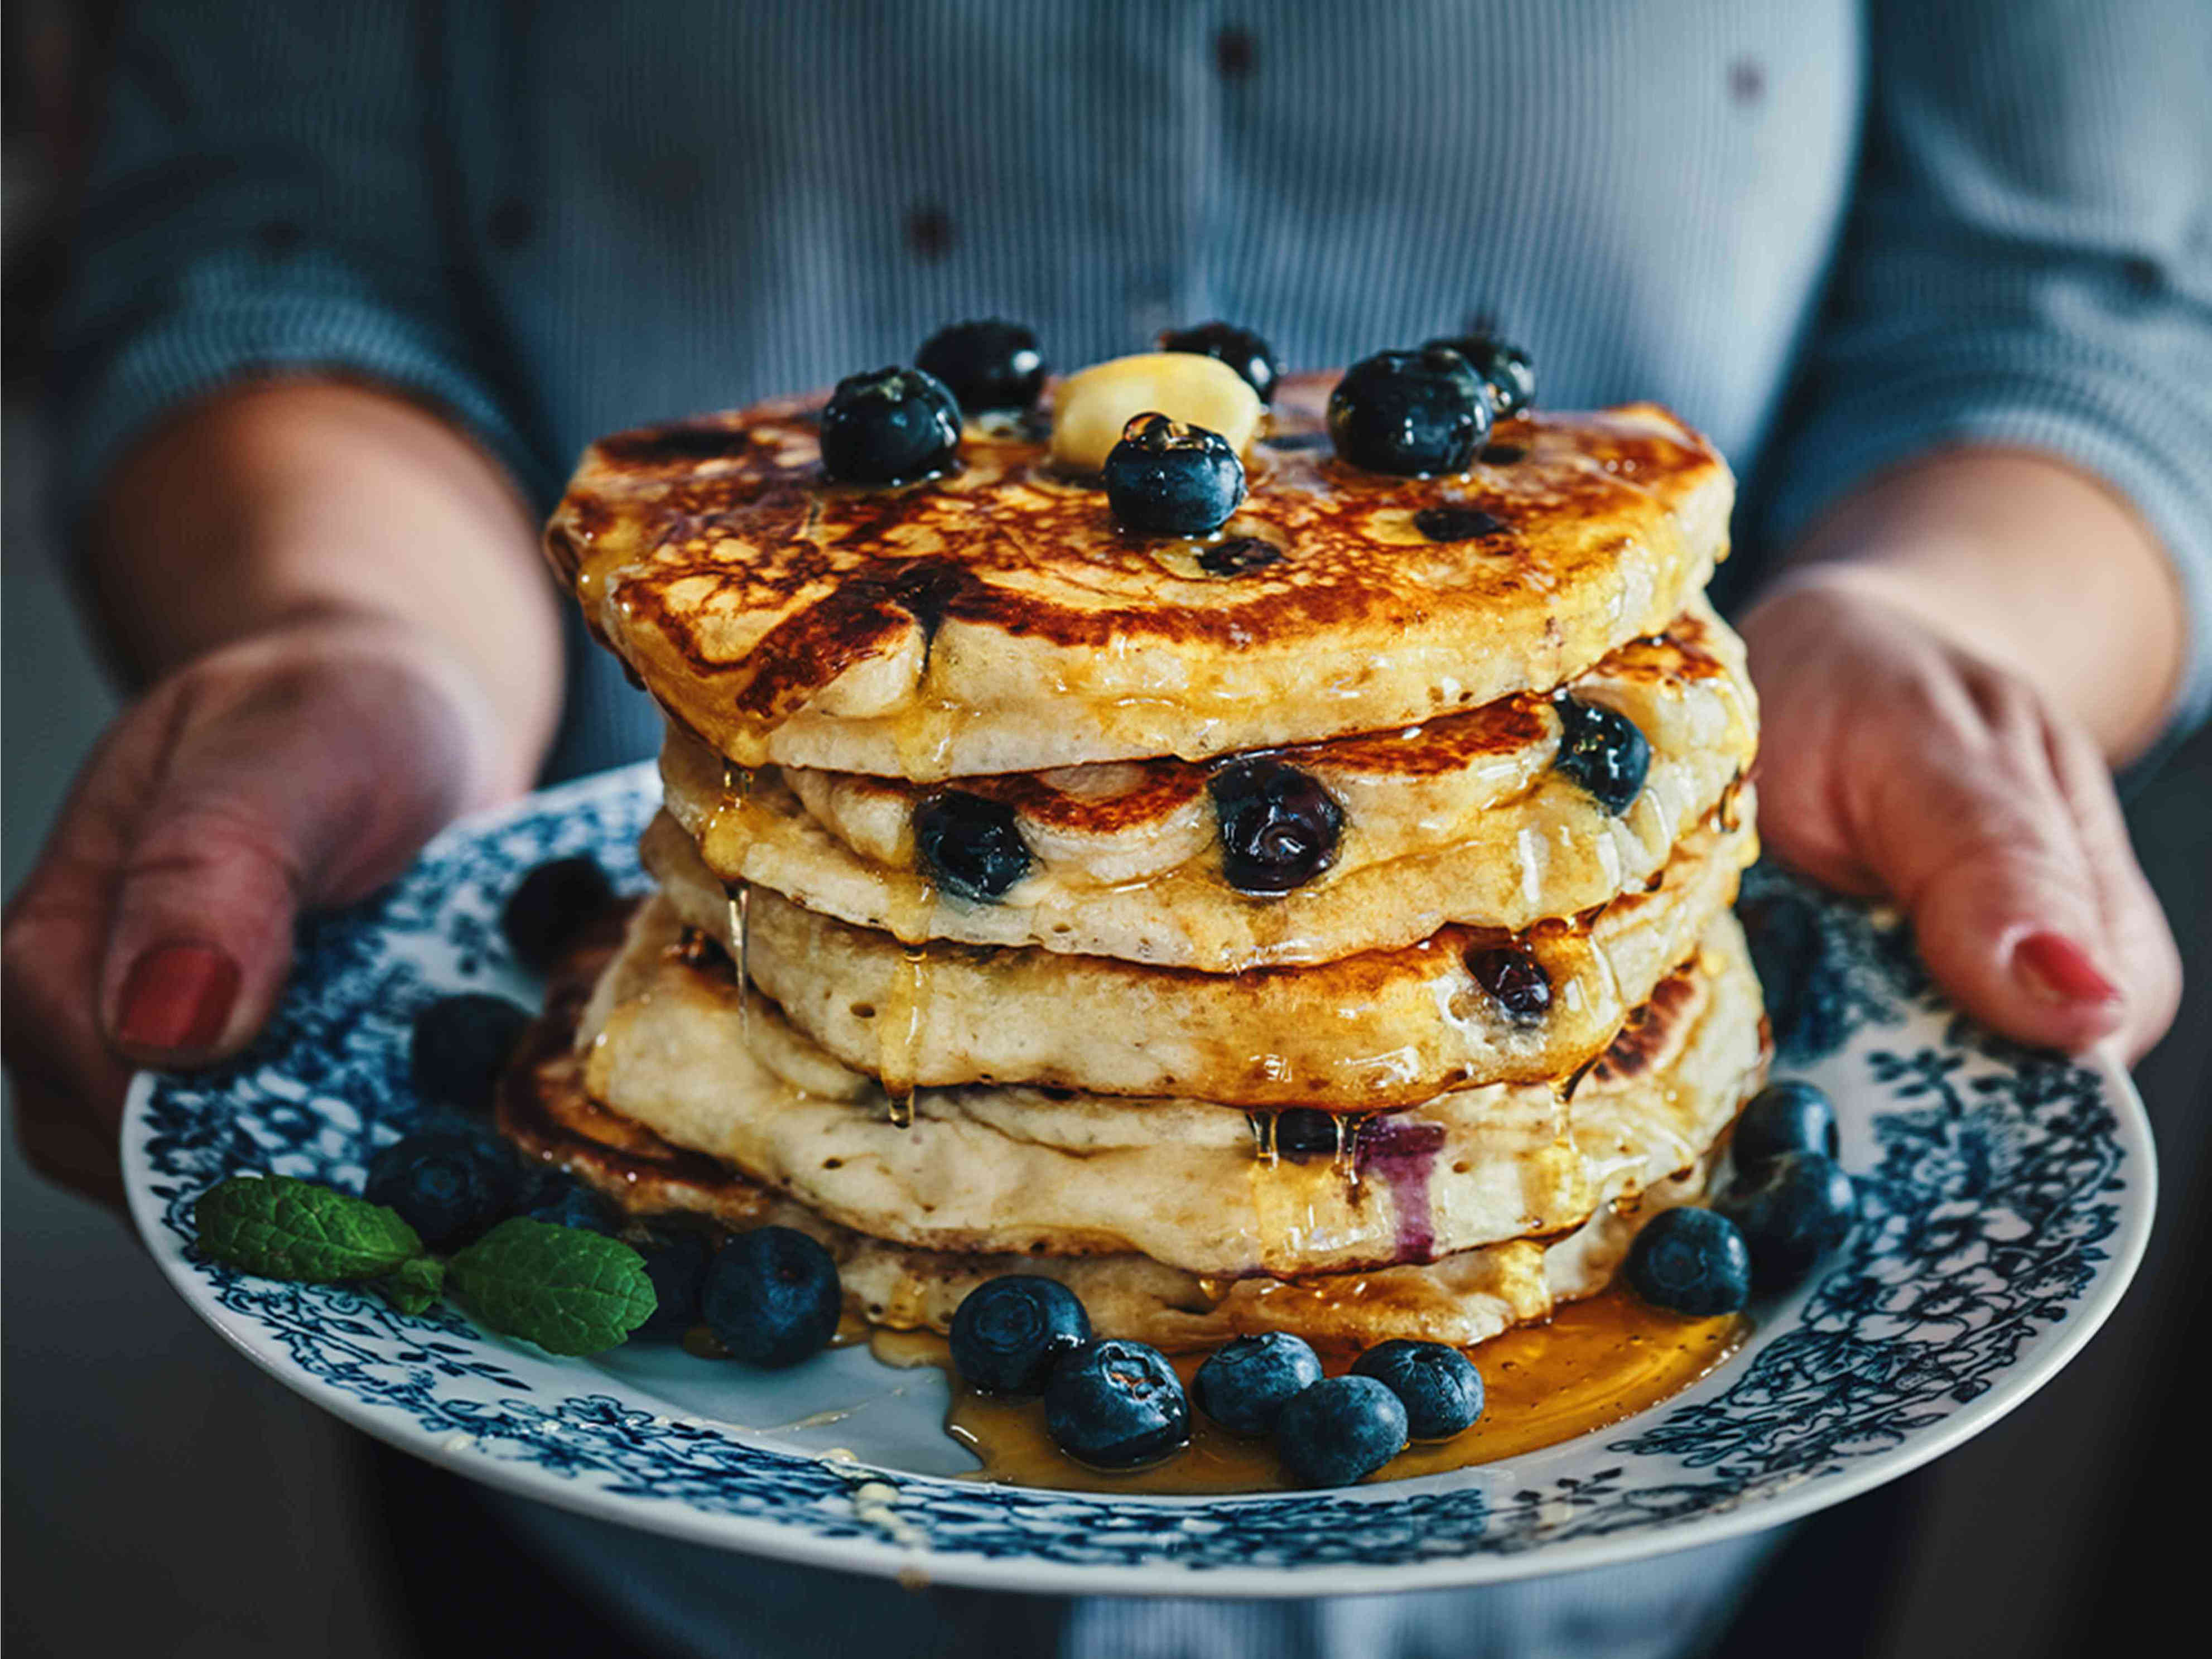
[1048, 353, 1264, 475]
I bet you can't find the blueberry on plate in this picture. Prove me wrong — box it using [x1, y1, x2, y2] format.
[1043, 1339, 1191, 1469]
[363, 1126, 520, 1249]
[1736, 886, 1848, 1062]
[1732, 1080, 1840, 1175]
[1326, 348, 1491, 476]
[1158, 321, 1283, 403]
[701, 1226, 844, 1367]
[408, 993, 533, 1115]
[500, 855, 616, 975]
[1350, 1340, 1485, 1440]
[820, 366, 964, 485]
[519, 1176, 623, 1236]
[1552, 696, 1651, 814]
[915, 319, 1047, 414]
[1466, 945, 1552, 1027]
[913, 790, 1033, 903]
[1274, 1375, 1409, 1488]
[1717, 1151, 1856, 1293]
[632, 1233, 714, 1342]
[1102, 414, 1246, 537]
[1209, 757, 1343, 893]
[1195, 1333, 1325, 1435]
[1623, 1207, 1752, 1316]
[950, 1275, 1092, 1396]
[1423, 333, 1536, 419]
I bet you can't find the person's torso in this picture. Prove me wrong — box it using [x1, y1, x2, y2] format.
[437, 1, 1864, 775]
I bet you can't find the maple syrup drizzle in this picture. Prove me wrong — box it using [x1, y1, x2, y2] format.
[870, 1286, 1746, 1495]
[719, 761, 758, 1054]
[875, 877, 937, 1130]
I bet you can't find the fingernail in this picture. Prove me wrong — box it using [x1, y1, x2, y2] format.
[2012, 932, 2121, 1007]
[115, 942, 242, 1052]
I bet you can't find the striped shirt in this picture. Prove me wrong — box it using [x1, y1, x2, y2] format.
[46, 3, 2212, 1654]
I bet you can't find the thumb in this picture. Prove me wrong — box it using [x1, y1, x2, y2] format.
[98, 635, 494, 1065]
[1854, 721, 2127, 1054]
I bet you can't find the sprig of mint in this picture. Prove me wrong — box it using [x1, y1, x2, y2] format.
[195, 1175, 423, 1281]
[191, 1174, 656, 1355]
[447, 1218, 659, 1356]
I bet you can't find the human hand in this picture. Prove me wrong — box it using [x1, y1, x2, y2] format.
[1739, 570, 2181, 1063]
[2, 613, 517, 1208]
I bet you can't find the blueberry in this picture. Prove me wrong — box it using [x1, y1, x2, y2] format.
[501, 856, 616, 975]
[1716, 1152, 1856, 1293]
[913, 790, 1033, 903]
[1157, 321, 1283, 403]
[1043, 1339, 1191, 1469]
[363, 1127, 520, 1249]
[1274, 1376, 1408, 1488]
[1102, 414, 1246, 537]
[1194, 1333, 1325, 1435]
[519, 1178, 622, 1236]
[1196, 536, 1284, 577]
[1733, 1081, 1840, 1175]
[1273, 1108, 1342, 1160]
[1209, 758, 1343, 893]
[1348, 1340, 1485, 1440]
[1423, 334, 1536, 418]
[915, 319, 1047, 414]
[1327, 348, 1491, 476]
[701, 1226, 844, 1367]
[408, 994, 533, 1114]
[1553, 696, 1651, 814]
[1412, 505, 1505, 542]
[820, 366, 963, 485]
[1737, 888, 1849, 1062]
[949, 1276, 1092, 1396]
[1623, 1207, 1753, 1316]
[632, 1233, 714, 1342]
[1466, 946, 1551, 1026]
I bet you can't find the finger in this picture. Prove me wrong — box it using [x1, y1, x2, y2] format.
[1852, 679, 2127, 1054]
[97, 652, 477, 1068]
[1, 702, 174, 1142]
[2042, 722, 2184, 1062]
[9, 1065, 131, 1213]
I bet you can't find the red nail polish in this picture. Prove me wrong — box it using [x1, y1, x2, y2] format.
[2013, 932, 2121, 1007]
[115, 943, 242, 1053]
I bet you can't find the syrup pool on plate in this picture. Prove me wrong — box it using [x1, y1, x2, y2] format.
[870, 1285, 1747, 1494]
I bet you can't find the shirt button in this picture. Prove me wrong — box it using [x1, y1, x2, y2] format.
[1213, 26, 1257, 81]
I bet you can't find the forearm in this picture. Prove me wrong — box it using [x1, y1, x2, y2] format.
[85, 380, 563, 798]
[1760, 448, 2187, 767]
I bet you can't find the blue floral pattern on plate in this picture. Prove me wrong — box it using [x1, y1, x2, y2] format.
[122, 765, 2154, 1596]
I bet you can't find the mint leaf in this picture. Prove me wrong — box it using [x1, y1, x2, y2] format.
[446, 1218, 656, 1356]
[378, 1255, 447, 1316]
[194, 1174, 423, 1282]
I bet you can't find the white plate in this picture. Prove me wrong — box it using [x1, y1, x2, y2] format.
[124, 763, 2155, 1597]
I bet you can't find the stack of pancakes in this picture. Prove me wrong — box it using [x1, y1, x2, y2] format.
[513, 369, 1766, 1352]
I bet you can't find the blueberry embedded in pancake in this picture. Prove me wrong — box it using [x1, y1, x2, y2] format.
[546, 376, 1733, 779]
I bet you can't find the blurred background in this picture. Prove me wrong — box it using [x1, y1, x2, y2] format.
[4, 4, 2205, 1655]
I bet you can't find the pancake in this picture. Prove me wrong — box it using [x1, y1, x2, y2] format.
[504, 1033, 1721, 1353]
[663, 600, 1756, 968]
[547, 375, 1733, 779]
[645, 798, 1757, 1108]
[571, 893, 1763, 1276]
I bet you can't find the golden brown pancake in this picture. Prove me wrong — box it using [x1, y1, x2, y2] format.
[547, 376, 1733, 779]
[500, 932, 1744, 1351]
[569, 893, 1762, 1275]
[645, 798, 1755, 1109]
[662, 599, 1756, 967]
